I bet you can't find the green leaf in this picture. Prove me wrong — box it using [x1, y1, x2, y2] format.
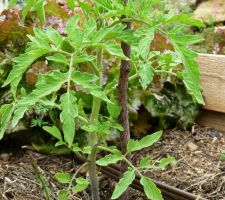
[140, 176, 163, 200]
[72, 177, 89, 193]
[3, 48, 50, 94]
[136, 27, 154, 60]
[9, 0, 18, 8]
[12, 71, 66, 127]
[72, 54, 96, 64]
[22, 0, 35, 22]
[57, 190, 69, 200]
[54, 172, 71, 184]
[127, 131, 162, 152]
[95, 0, 112, 10]
[0, 104, 14, 140]
[47, 54, 69, 65]
[221, 150, 225, 161]
[82, 146, 92, 154]
[92, 26, 114, 42]
[28, 29, 50, 49]
[139, 63, 154, 90]
[60, 90, 78, 147]
[34, 0, 46, 23]
[139, 157, 152, 169]
[71, 71, 110, 103]
[66, 16, 83, 47]
[105, 43, 128, 60]
[43, 126, 62, 141]
[107, 101, 121, 119]
[71, 144, 82, 153]
[158, 157, 176, 170]
[166, 14, 205, 28]
[111, 168, 135, 199]
[47, 28, 63, 47]
[168, 34, 204, 46]
[67, 0, 75, 10]
[82, 120, 111, 136]
[66, 16, 79, 36]
[96, 153, 123, 166]
[78, 1, 92, 13]
[55, 141, 67, 147]
[170, 36, 205, 105]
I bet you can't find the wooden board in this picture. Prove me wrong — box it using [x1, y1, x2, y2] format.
[198, 53, 225, 113]
[197, 110, 225, 132]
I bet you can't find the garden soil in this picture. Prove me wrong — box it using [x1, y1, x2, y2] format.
[0, 125, 225, 200]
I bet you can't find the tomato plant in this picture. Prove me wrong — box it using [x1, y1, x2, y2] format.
[0, 0, 205, 200]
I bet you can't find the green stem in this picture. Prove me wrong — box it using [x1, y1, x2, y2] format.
[67, 54, 74, 91]
[67, 162, 88, 191]
[88, 147, 100, 200]
[105, 73, 139, 95]
[87, 47, 103, 200]
[155, 70, 177, 77]
[97, 146, 143, 177]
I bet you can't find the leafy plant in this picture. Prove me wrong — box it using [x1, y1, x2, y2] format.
[1, 0, 205, 199]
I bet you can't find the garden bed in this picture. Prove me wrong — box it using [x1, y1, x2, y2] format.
[1, 125, 224, 200]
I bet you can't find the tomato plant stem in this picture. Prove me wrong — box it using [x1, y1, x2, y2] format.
[88, 48, 103, 200]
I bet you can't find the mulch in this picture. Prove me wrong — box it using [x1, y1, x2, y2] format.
[0, 125, 225, 200]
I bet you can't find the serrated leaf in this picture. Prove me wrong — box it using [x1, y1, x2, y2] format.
[92, 26, 113, 43]
[78, 1, 92, 13]
[140, 157, 152, 169]
[168, 34, 204, 46]
[67, 0, 75, 10]
[166, 14, 205, 28]
[72, 177, 89, 193]
[47, 28, 63, 47]
[107, 101, 121, 119]
[22, 0, 35, 22]
[3, 48, 50, 94]
[9, 0, 18, 8]
[83, 18, 97, 38]
[28, 29, 50, 50]
[66, 16, 79, 36]
[105, 43, 128, 60]
[95, 0, 112, 10]
[139, 63, 154, 90]
[72, 54, 95, 64]
[60, 90, 78, 147]
[47, 54, 69, 65]
[57, 190, 69, 200]
[170, 36, 204, 105]
[71, 71, 110, 103]
[0, 104, 14, 140]
[127, 131, 162, 152]
[136, 28, 154, 60]
[82, 120, 111, 136]
[111, 168, 135, 199]
[71, 144, 82, 153]
[12, 71, 66, 127]
[82, 146, 92, 154]
[43, 126, 62, 141]
[55, 141, 66, 147]
[34, 0, 46, 23]
[54, 172, 71, 184]
[96, 153, 123, 166]
[158, 157, 176, 170]
[140, 176, 163, 200]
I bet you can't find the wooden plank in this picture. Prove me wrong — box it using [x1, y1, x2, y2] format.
[198, 53, 225, 113]
[197, 110, 225, 132]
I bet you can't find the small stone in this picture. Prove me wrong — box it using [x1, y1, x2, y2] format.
[194, 0, 225, 23]
[186, 141, 198, 151]
[0, 153, 10, 161]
